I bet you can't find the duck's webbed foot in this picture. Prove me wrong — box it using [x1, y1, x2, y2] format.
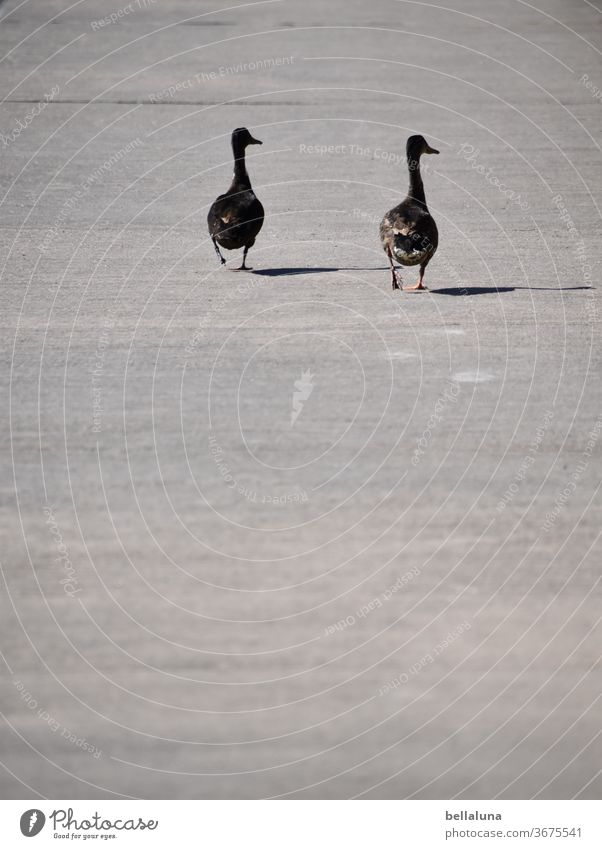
[404, 264, 428, 291]
[212, 237, 226, 265]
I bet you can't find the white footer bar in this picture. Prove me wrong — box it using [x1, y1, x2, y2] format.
[0, 800, 600, 848]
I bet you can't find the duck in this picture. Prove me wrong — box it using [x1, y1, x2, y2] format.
[379, 134, 439, 291]
[207, 127, 264, 270]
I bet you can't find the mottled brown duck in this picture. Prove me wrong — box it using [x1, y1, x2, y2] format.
[380, 134, 439, 291]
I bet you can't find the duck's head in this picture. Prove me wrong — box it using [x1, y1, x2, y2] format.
[406, 135, 439, 167]
[232, 127, 263, 149]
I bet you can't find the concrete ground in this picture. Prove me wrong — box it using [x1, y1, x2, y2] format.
[0, 0, 601, 799]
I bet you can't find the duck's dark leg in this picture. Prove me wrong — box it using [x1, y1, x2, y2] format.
[386, 246, 401, 290]
[212, 237, 226, 265]
[237, 245, 250, 271]
[405, 262, 428, 291]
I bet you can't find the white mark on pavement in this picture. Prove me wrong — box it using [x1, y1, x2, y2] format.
[381, 351, 417, 360]
[453, 371, 495, 383]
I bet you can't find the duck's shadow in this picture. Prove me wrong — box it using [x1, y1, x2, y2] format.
[252, 266, 340, 276]
[249, 269, 595, 293]
[251, 266, 386, 277]
[432, 285, 593, 296]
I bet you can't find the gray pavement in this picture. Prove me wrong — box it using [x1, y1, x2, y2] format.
[0, 0, 601, 799]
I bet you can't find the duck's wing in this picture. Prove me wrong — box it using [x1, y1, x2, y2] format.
[207, 192, 234, 237]
[380, 202, 416, 246]
[385, 203, 436, 235]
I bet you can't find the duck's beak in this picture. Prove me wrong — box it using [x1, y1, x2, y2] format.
[425, 143, 439, 154]
[249, 136, 263, 145]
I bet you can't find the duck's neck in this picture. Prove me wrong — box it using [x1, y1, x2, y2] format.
[407, 155, 427, 207]
[231, 138, 251, 189]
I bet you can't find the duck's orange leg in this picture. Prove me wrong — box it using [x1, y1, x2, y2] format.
[404, 262, 428, 291]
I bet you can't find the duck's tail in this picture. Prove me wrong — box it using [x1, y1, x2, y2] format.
[392, 230, 430, 264]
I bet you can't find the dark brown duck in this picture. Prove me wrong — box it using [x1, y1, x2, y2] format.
[380, 134, 439, 291]
[207, 127, 264, 270]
